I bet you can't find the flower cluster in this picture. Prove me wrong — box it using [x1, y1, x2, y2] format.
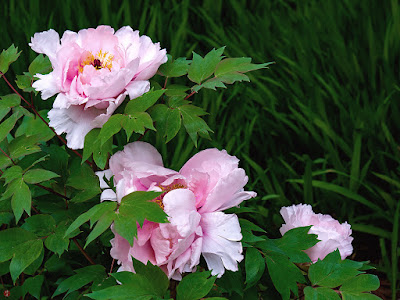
[97, 142, 256, 279]
[279, 204, 353, 262]
[30, 25, 167, 149]
[30, 25, 354, 280]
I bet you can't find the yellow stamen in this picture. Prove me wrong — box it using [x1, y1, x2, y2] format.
[78, 50, 114, 73]
[153, 183, 187, 210]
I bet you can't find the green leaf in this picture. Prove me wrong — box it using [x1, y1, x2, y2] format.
[8, 135, 41, 159]
[192, 57, 272, 92]
[308, 250, 363, 288]
[188, 47, 225, 84]
[150, 104, 182, 142]
[82, 129, 112, 169]
[0, 261, 10, 276]
[303, 286, 341, 300]
[44, 221, 71, 256]
[215, 270, 243, 297]
[23, 169, 59, 184]
[165, 108, 181, 142]
[29, 54, 52, 75]
[178, 105, 212, 146]
[121, 112, 156, 139]
[23, 246, 44, 275]
[98, 114, 124, 145]
[2, 178, 32, 222]
[16, 72, 35, 93]
[22, 275, 44, 299]
[0, 111, 22, 143]
[0, 228, 35, 261]
[15, 110, 54, 142]
[64, 201, 117, 238]
[264, 252, 305, 300]
[9, 239, 42, 283]
[340, 292, 382, 299]
[85, 209, 115, 248]
[52, 265, 106, 297]
[275, 226, 318, 263]
[1, 165, 23, 185]
[176, 271, 216, 300]
[0, 44, 21, 74]
[21, 214, 56, 236]
[339, 274, 380, 293]
[0, 94, 21, 122]
[67, 160, 101, 203]
[132, 259, 169, 297]
[245, 247, 265, 287]
[87, 267, 167, 300]
[114, 191, 166, 246]
[159, 55, 191, 77]
[125, 89, 166, 113]
[0, 228, 43, 282]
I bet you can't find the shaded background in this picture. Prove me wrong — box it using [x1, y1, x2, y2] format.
[1, 0, 399, 298]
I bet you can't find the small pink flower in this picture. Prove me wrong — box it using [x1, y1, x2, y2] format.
[29, 26, 167, 149]
[279, 204, 353, 262]
[97, 142, 256, 280]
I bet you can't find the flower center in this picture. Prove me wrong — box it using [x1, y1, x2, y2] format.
[78, 50, 114, 73]
[154, 183, 187, 210]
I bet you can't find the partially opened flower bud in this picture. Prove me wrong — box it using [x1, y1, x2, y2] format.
[30, 25, 167, 149]
[279, 204, 353, 262]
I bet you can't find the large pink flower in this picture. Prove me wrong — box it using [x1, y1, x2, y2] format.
[29, 26, 167, 149]
[97, 142, 256, 280]
[279, 204, 353, 262]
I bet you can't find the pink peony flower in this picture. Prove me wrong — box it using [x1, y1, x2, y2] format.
[29, 25, 167, 149]
[97, 141, 256, 280]
[279, 204, 353, 262]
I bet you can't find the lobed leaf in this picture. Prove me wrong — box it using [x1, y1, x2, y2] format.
[23, 169, 59, 184]
[178, 104, 212, 146]
[176, 271, 217, 300]
[0, 44, 21, 74]
[188, 47, 225, 84]
[264, 252, 306, 300]
[52, 265, 106, 297]
[245, 247, 265, 287]
[308, 250, 363, 288]
[0, 94, 21, 122]
[158, 55, 191, 77]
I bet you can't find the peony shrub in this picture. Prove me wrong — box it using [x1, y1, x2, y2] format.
[0, 25, 382, 300]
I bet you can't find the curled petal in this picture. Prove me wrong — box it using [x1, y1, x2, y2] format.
[32, 73, 60, 100]
[29, 29, 60, 64]
[201, 212, 243, 277]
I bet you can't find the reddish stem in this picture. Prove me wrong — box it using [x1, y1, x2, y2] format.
[35, 183, 70, 201]
[184, 90, 196, 100]
[0, 72, 92, 166]
[0, 148, 70, 203]
[0, 147, 15, 165]
[73, 238, 95, 265]
[109, 258, 115, 276]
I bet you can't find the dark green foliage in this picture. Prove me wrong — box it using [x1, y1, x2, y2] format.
[176, 271, 217, 300]
[0, 0, 396, 298]
[86, 260, 169, 299]
[0, 45, 21, 75]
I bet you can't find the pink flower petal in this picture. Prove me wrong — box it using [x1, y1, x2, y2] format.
[200, 212, 243, 277]
[279, 204, 354, 262]
[162, 189, 201, 238]
[32, 73, 59, 100]
[29, 29, 60, 65]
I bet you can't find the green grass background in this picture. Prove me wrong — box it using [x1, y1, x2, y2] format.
[1, 0, 399, 297]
